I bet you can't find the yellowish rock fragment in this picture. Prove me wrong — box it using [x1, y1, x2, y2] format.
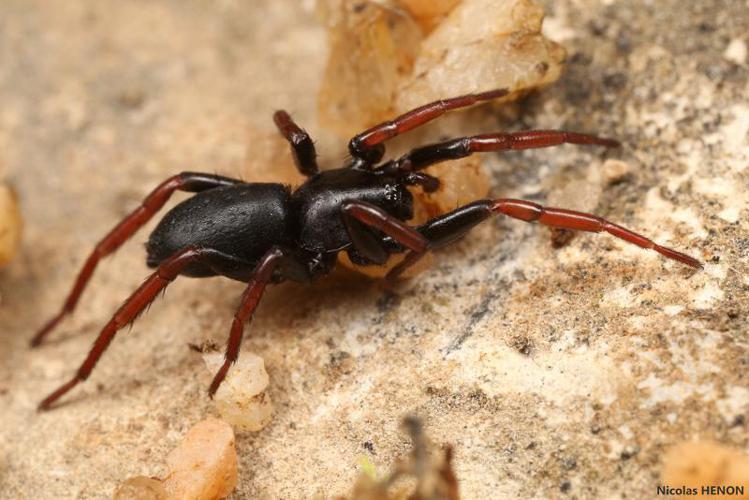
[113, 476, 168, 500]
[396, 0, 566, 112]
[203, 352, 273, 432]
[319, 0, 565, 134]
[416, 156, 491, 219]
[0, 184, 22, 268]
[317, 0, 422, 137]
[318, 0, 563, 279]
[662, 441, 749, 498]
[162, 418, 238, 500]
[396, 0, 461, 33]
[602, 158, 633, 185]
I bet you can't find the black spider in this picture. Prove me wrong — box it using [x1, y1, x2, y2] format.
[32, 90, 701, 410]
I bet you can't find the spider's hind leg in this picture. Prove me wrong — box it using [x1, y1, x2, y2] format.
[31, 172, 243, 347]
[38, 246, 237, 410]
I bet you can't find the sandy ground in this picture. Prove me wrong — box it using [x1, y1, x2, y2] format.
[0, 1, 747, 498]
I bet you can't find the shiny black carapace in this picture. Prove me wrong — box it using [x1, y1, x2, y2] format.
[32, 90, 701, 410]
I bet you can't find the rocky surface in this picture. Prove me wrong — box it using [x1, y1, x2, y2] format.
[0, 1, 746, 498]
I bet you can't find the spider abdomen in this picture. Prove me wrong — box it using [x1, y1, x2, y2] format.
[146, 183, 292, 280]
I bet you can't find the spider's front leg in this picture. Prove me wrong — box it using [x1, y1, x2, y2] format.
[348, 89, 510, 165]
[386, 198, 702, 281]
[390, 130, 620, 173]
[31, 172, 243, 347]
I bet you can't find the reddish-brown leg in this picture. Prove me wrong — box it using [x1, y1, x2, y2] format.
[385, 197, 701, 282]
[491, 199, 702, 268]
[273, 110, 319, 176]
[31, 172, 241, 347]
[38, 246, 223, 410]
[392, 130, 620, 172]
[349, 89, 510, 163]
[208, 248, 283, 397]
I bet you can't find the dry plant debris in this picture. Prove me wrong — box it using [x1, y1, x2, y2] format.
[202, 351, 274, 433]
[341, 417, 460, 500]
[395, 0, 565, 112]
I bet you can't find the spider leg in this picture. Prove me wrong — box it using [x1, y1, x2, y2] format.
[342, 211, 390, 265]
[390, 130, 620, 173]
[386, 198, 702, 281]
[31, 172, 242, 347]
[490, 198, 702, 267]
[348, 89, 510, 164]
[385, 201, 491, 282]
[273, 110, 319, 176]
[341, 201, 428, 266]
[38, 246, 230, 410]
[208, 247, 284, 397]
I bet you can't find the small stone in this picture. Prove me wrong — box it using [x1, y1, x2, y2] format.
[723, 38, 747, 66]
[203, 352, 274, 432]
[317, 0, 423, 137]
[417, 157, 491, 219]
[163, 418, 238, 500]
[395, 0, 566, 112]
[562, 457, 577, 470]
[113, 476, 167, 500]
[620, 445, 640, 460]
[602, 159, 632, 185]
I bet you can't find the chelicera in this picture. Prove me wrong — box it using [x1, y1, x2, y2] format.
[32, 89, 702, 410]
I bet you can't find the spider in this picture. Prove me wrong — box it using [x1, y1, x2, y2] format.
[32, 89, 701, 410]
